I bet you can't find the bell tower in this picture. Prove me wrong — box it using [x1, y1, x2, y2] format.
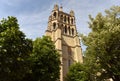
[45, 4, 83, 81]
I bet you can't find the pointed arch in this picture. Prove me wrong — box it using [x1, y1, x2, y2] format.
[71, 18, 73, 24]
[68, 17, 70, 23]
[53, 22, 56, 29]
[60, 15, 63, 21]
[68, 59, 71, 67]
[53, 12, 57, 18]
[64, 16, 66, 22]
[72, 28, 74, 35]
[64, 25, 67, 34]
[68, 27, 71, 35]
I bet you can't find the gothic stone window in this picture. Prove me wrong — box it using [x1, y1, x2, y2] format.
[68, 27, 71, 35]
[53, 12, 57, 18]
[64, 16, 66, 22]
[68, 46, 72, 67]
[64, 26, 67, 34]
[68, 59, 71, 67]
[60, 15, 63, 21]
[72, 28, 74, 35]
[68, 46, 71, 55]
[71, 18, 73, 24]
[53, 22, 56, 29]
[68, 17, 70, 23]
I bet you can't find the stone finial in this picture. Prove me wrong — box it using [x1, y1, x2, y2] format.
[60, 4, 63, 11]
[70, 10, 74, 16]
[54, 4, 59, 10]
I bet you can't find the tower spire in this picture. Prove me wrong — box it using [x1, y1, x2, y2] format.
[70, 10, 74, 16]
[60, 3, 63, 11]
[53, 4, 59, 10]
[46, 5, 83, 81]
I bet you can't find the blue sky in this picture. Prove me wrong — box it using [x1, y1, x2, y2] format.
[0, 0, 120, 41]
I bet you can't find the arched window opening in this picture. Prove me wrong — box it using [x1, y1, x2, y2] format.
[64, 26, 67, 34]
[71, 18, 73, 24]
[68, 59, 71, 67]
[61, 24, 64, 33]
[68, 17, 70, 23]
[72, 28, 74, 35]
[53, 12, 57, 18]
[68, 46, 71, 55]
[60, 15, 63, 21]
[64, 16, 66, 22]
[53, 23, 56, 29]
[68, 27, 71, 35]
[61, 24, 63, 27]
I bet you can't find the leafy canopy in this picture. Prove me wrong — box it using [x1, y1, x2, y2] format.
[82, 6, 120, 81]
[66, 63, 89, 81]
[0, 16, 33, 81]
[29, 36, 61, 81]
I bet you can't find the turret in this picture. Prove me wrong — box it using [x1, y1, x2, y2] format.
[60, 5, 63, 11]
[46, 5, 83, 81]
[70, 10, 74, 16]
[53, 4, 59, 11]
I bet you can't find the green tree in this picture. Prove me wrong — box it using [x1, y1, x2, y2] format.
[29, 36, 60, 81]
[0, 16, 33, 81]
[82, 6, 120, 81]
[66, 63, 89, 81]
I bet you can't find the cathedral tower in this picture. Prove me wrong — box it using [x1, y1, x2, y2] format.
[45, 4, 83, 81]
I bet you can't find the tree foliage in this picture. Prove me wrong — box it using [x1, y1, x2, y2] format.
[28, 36, 60, 81]
[0, 16, 60, 81]
[82, 6, 120, 81]
[0, 16, 33, 81]
[66, 63, 90, 81]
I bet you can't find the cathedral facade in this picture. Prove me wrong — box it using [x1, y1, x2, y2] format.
[45, 4, 83, 81]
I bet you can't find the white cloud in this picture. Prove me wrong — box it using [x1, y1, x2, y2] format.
[1, 0, 25, 6]
[17, 2, 55, 39]
[59, 0, 120, 36]
[0, 0, 120, 51]
[0, 0, 120, 40]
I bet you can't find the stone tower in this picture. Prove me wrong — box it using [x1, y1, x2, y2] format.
[45, 4, 83, 81]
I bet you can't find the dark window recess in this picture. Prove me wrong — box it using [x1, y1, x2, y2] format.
[72, 28, 74, 35]
[68, 27, 71, 35]
[68, 60, 71, 67]
[53, 23, 56, 29]
[68, 46, 71, 55]
[64, 26, 67, 34]
[60, 15, 63, 21]
[68, 17, 70, 23]
[68, 46, 72, 67]
[53, 12, 57, 18]
[71, 18, 73, 24]
[64, 16, 66, 22]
